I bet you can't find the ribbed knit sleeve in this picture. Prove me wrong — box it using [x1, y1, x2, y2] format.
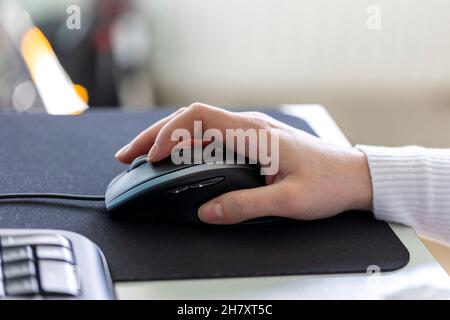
[355, 145, 450, 244]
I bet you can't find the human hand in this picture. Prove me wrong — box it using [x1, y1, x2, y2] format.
[115, 103, 373, 224]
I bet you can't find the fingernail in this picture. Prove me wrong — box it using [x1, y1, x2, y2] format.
[147, 144, 159, 161]
[198, 202, 224, 223]
[115, 144, 130, 158]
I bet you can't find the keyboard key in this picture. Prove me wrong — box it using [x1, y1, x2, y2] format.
[2, 246, 33, 263]
[39, 261, 80, 296]
[36, 246, 74, 264]
[5, 277, 39, 296]
[3, 261, 36, 279]
[1, 234, 71, 248]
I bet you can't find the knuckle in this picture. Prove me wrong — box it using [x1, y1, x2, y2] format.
[255, 111, 271, 120]
[253, 111, 272, 122]
[252, 117, 273, 131]
[240, 112, 276, 130]
[242, 111, 268, 123]
[242, 111, 264, 118]
[188, 102, 207, 113]
[177, 107, 188, 113]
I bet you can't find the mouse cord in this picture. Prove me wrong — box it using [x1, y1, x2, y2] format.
[0, 193, 105, 201]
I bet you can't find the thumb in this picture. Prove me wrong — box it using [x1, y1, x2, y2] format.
[198, 184, 287, 225]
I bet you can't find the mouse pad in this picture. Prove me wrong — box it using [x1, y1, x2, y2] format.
[0, 110, 409, 281]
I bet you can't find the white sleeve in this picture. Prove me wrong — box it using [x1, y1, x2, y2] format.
[356, 145, 450, 244]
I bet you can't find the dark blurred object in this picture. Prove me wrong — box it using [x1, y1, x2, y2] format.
[0, 1, 88, 114]
[0, 2, 44, 112]
[0, 41, 43, 112]
[0, 0, 153, 111]
[39, 0, 132, 107]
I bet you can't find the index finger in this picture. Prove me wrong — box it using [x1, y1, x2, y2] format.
[149, 103, 269, 163]
[115, 107, 187, 163]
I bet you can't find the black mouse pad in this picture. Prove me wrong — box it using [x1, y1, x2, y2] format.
[0, 109, 409, 281]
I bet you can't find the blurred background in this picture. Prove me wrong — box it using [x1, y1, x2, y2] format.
[1, 0, 450, 269]
[1, 0, 450, 146]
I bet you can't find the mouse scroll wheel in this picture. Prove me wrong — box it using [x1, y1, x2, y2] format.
[128, 155, 148, 172]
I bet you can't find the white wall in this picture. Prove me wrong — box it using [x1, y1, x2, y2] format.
[137, 0, 450, 146]
[138, 0, 450, 104]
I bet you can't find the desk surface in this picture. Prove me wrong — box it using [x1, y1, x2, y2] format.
[115, 104, 450, 300]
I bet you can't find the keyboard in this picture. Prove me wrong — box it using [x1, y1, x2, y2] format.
[0, 229, 115, 299]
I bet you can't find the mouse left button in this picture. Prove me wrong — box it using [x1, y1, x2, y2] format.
[128, 155, 148, 172]
[107, 171, 126, 189]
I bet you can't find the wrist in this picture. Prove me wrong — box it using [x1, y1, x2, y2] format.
[346, 148, 373, 211]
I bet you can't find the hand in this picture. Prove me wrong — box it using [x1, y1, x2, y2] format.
[115, 103, 373, 224]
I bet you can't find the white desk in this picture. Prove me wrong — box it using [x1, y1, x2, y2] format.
[115, 104, 450, 300]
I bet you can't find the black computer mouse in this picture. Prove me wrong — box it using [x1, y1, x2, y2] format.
[105, 154, 267, 224]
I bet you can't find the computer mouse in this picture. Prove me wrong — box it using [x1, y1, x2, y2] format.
[105, 154, 267, 224]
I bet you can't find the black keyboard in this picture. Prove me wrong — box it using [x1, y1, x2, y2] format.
[0, 230, 115, 299]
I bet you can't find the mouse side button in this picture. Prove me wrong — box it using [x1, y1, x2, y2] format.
[165, 186, 190, 194]
[188, 177, 225, 189]
[164, 177, 225, 195]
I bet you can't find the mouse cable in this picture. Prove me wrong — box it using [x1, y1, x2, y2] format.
[0, 193, 105, 201]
